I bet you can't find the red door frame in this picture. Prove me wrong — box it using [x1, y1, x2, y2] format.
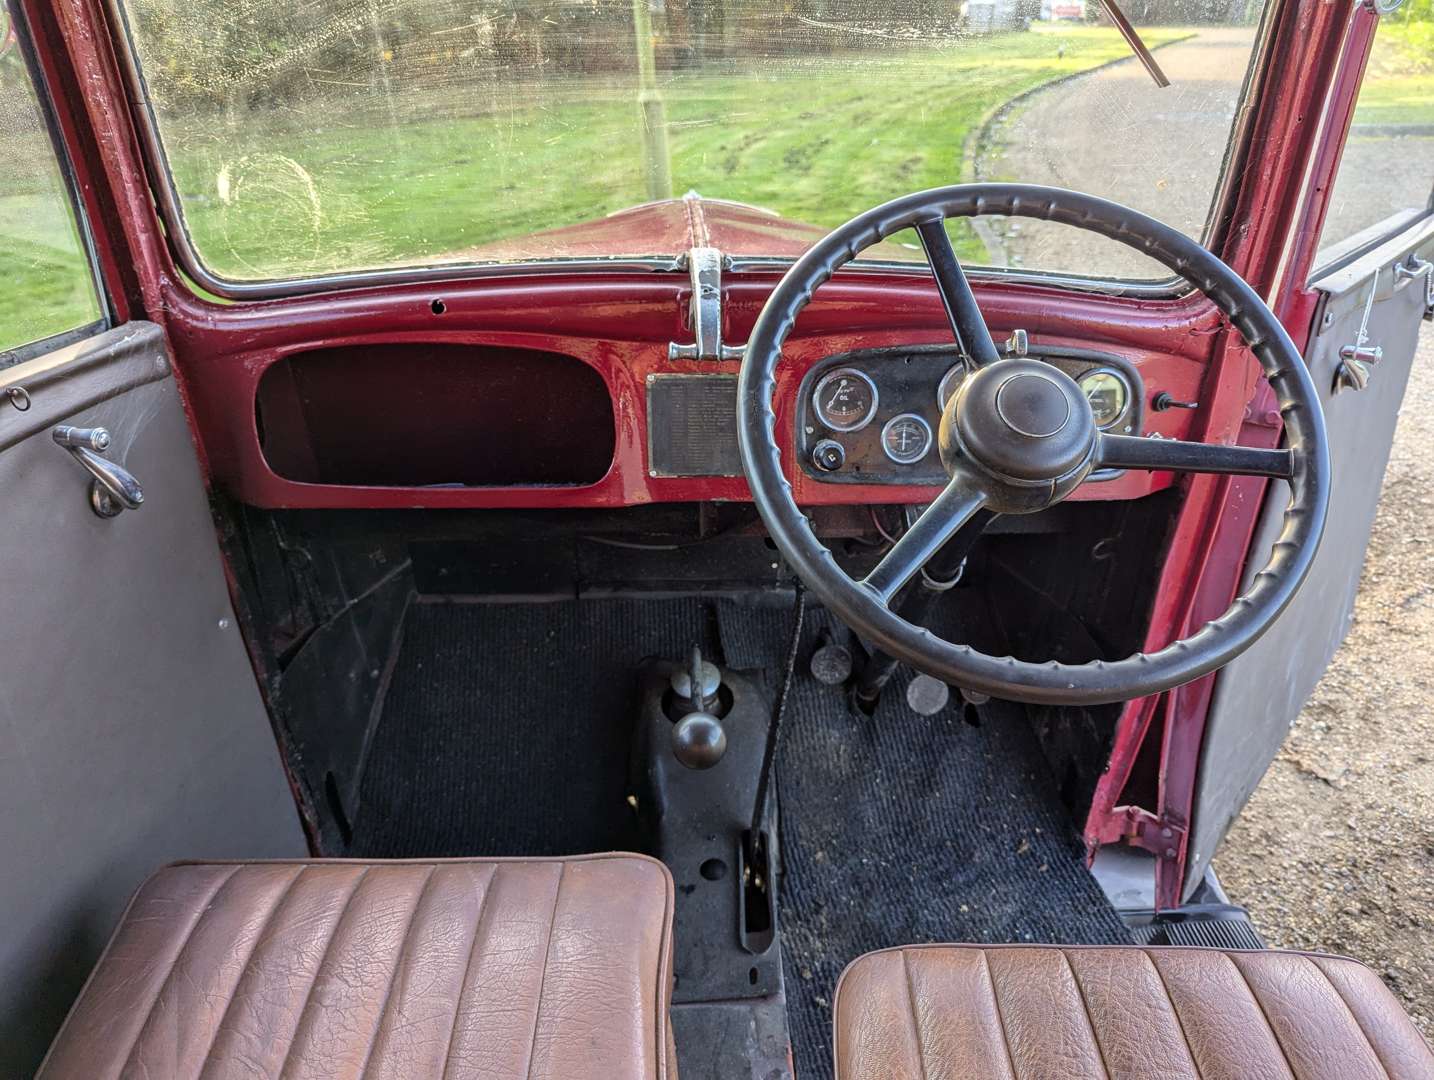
[20, 0, 1380, 905]
[1083, 0, 1380, 907]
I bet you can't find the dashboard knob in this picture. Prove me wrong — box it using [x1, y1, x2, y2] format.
[812, 439, 845, 472]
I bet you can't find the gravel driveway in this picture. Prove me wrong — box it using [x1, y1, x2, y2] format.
[1219, 323, 1434, 1039]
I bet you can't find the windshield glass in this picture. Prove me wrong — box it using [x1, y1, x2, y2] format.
[117, 0, 1266, 285]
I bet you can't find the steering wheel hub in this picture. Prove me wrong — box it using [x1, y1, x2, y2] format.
[941, 359, 1096, 501]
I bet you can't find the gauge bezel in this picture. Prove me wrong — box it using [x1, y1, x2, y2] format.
[812, 367, 880, 432]
[880, 412, 934, 465]
[1078, 366, 1132, 430]
[937, 365, 964, 412]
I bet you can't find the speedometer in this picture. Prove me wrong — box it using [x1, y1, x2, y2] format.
[813, 368, 879, 432]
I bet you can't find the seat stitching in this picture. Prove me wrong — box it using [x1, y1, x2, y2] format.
[1224, 953, 1299, 1080]
[900, 950, 930, 1080]
[1061, 950, 1112, 1080]
[356, 865, 439, 1080]
[115, 865, 243, 1078]
[1142, 949, 1202, 1080]
[979, 950, 1019, 1080]
[437, 863, 500, 1080]
[1305, 956, 1392, 1080]
[195, 865, 306, 1078]
[277, 866, 373, 1080]
[520, 862, 567, 1080]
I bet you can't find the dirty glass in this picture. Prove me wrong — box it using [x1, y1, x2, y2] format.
[1317, 5, 1434, 260]
[117, 0, 1268, 284]
[0, 20, 102, 357]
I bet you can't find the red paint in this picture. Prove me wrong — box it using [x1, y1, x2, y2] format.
[461, 193, 850, 262]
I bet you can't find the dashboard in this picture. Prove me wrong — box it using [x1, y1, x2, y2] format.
[186, 274, 1214, 512]
[796, 344, 1145, 486]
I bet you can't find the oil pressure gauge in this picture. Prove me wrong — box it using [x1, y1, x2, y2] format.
[813, 368, 878, 432]
[881, 413, 933, 465]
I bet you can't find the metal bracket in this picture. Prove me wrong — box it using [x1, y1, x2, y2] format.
[1114, 805, 1187, 860]
[1393, 253, 1434, 321]
[1334, 271, 1383, 394]
[54, 426, 144, 517]
[668, 247, 745, 362]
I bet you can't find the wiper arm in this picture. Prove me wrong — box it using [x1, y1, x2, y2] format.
[1097, 0, 1171, 88]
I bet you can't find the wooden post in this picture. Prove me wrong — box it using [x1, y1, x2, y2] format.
[631, 0, 673, 200]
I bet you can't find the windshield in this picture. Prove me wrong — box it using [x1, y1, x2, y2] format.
[117, 0, 1267, 286]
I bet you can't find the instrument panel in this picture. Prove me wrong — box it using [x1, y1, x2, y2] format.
[797, 344, 1145, 485]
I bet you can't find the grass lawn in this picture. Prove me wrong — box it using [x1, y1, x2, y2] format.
[168, 25, 1188, 280]
[1351, 20, 1434, 128]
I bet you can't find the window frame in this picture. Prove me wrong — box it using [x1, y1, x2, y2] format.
[0, 0, 109, 366]
[101, 0, 1280, 303]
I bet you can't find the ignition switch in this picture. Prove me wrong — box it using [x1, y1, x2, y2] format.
[812, 438, 845, 472]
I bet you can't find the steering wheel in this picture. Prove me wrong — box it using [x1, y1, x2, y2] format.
[737, 185, 1330, 706]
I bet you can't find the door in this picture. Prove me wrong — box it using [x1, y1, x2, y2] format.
[0, 9, 305, 1075]
[1186, 8, 1434, 895]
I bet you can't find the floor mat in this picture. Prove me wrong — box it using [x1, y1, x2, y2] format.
[354, 596, 1130, 1080]
[351, 597, 720, 858]
[718, 604, 1132, 1080]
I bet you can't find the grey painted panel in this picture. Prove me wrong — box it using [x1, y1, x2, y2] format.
[1185, 219, 1434, 899]
[0, 325, 306, 1076]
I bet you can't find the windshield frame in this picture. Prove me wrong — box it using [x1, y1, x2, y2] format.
[101, 0, 1279, 303]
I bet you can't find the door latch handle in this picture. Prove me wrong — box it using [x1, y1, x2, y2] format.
[54, 426, 144, 517]
[1334, 272, 1383, 394]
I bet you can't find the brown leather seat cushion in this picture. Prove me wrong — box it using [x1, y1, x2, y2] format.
[39, 855, 676, 1079]
[834, 944, 1433, 1079]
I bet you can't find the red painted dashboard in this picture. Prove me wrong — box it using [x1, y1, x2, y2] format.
[170, 268, 1229, 511]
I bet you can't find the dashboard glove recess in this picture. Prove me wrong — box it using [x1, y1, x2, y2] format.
[737, 184, 1331, 706]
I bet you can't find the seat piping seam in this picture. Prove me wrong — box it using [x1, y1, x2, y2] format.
[276, 866, 373, 1080]
[1061, 950, 1113, 1080]
[115, 865, 244, 1079]
[1224, 952, 1300, 1080]
[195, 865, 307, 1078]
[520, 862, 567, 1080]
[356, 865, 439, 1080]
[1142, 949, 1202, 1080]
[437, 863, 501, 1080]
[900, 950, 930, 1080]
[1305, 956, 1393, 1080]
[979, 949, 1019, 1080]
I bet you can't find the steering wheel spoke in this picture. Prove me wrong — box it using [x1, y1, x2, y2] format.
[915, 219, 1001, 369]
[1097, 433, 1294, 479]
[861, 476, 988, 605]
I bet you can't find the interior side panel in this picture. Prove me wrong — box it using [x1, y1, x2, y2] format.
[1187, 216, 1434, 896]
[0, 324, 307, 1076]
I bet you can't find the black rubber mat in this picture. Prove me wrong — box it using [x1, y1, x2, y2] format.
[354, 595, 1129, 1080]
[717, 603, 1132, 1080]
[351, 597, 721, 858]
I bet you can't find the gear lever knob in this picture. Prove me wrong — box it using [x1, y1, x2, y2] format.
[672, 710, 727, 769]
[671, 645, 727, 770]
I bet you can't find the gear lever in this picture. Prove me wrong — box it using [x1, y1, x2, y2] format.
[671, 645, 727, 769]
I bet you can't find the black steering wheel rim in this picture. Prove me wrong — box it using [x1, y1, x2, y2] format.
[736, 183, 1330, 706]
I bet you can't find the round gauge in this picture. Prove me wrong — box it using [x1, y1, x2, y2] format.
[937, 365, 965, 412]
[1079, 368, 1131, 429]
[881, 413, 933, 465]
[813, 368, 879, 432]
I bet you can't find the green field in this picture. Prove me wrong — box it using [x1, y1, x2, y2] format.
[6, 19, 1429, 353]
[1352, 19, 1434, 129]
[2, 26, 1186, 350]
